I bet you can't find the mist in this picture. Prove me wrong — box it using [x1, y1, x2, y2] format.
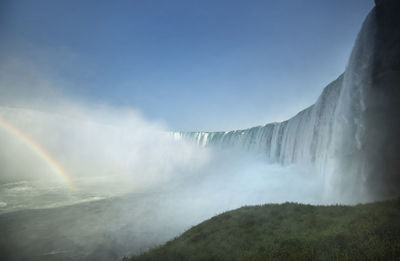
[0, 101, 327, 207]
[1, 0, 399, 259]
[0, 51, 354, 261]
[0, 89, 330, 260]
[1, 46, 374, 260]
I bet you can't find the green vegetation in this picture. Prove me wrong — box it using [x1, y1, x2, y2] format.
[125, 198, 400, 261]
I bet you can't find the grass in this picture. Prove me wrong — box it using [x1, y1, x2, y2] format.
[124, 198, 400, 261]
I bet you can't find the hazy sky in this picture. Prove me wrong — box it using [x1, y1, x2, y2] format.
[0, 0, 374, 131]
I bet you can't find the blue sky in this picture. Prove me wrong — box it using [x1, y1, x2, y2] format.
[0, 0, 374, 131]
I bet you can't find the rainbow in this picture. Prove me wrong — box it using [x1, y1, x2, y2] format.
[0, 116, 74, 188]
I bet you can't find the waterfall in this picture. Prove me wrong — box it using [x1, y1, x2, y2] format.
[176, 74, 342, 166]
[176, 0, 400, 203]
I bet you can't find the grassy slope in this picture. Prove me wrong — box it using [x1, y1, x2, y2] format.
[126, 199, 400, 261]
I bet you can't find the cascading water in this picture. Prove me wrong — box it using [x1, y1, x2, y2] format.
[176, 0, 400, 203]
[175, 74, 343, 167]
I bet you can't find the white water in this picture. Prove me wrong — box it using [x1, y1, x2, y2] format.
[1, 3, 399, 260]
[176, 6, 400, 203]
[175, 74, 342, 170]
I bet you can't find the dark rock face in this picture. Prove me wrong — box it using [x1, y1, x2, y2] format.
[363, 0, 400, 199]
[374, 0, 397, 8]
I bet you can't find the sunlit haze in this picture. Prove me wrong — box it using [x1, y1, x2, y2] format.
[0, 0, 373, 131]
